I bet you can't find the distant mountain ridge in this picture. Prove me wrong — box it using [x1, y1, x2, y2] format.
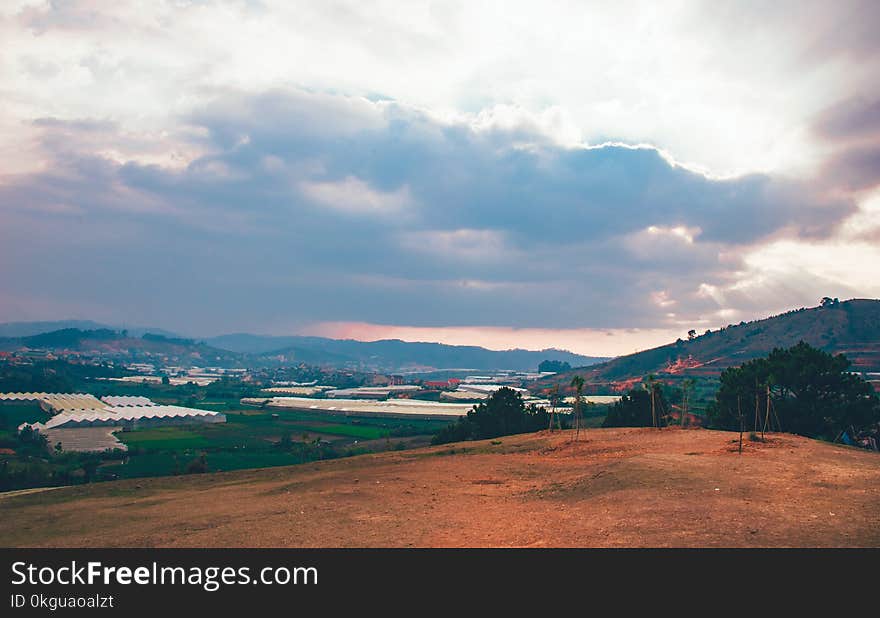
[533, 298, 880, 391]
[0, 320, 110, 337]
[206, 334, 605, 372]
[0, 320, 181, 339]
[0, 325, 606, 372]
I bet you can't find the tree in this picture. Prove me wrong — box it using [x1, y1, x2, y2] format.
[17, 426, 48, 456]
[681, 378, 694, 427]
[708, 342, 880, 440]
[570, 375, 584, 441]
[548, 384, 563, 431]
[277, 431, 293, 450]
[82, 456, 99, 483]
[688, 329, 697, 340]
[539, 360, 572, 373]
[603, 388, 668, 428]
[643, 374, 660, 428]
[185, 453, 208, 474]
[432, 387, 550, 445]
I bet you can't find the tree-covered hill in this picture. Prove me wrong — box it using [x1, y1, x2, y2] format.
[0, 329, 245, 367]
[535, 299, 880, 391]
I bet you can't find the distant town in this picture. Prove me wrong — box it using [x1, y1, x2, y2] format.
[0, 325, 614, 491]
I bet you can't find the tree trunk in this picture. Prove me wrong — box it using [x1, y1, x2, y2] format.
[681, 387, 688, 427]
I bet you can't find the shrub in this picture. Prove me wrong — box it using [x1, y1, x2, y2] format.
[185, 454, 208, 474]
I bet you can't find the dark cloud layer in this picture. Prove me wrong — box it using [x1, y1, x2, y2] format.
[814, 97, 880, 143]
[821, 145, 880, 191]
[0, 90, 858, 332]
[813, 96, 880, 192]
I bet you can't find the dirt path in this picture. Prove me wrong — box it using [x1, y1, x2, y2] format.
[0, 486, 65, 500]
[1, 428, 878, 547]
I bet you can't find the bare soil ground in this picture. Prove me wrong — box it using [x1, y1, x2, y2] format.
[43, 427, 127, 452]
[1, 427, 879, 547]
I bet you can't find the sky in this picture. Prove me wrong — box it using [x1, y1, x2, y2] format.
[1, 0, 879, 356]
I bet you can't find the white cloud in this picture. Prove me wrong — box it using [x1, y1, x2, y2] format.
[399, 228, 512, 262]
[2, 0, 874, 178]
[299, 176, 412, 215]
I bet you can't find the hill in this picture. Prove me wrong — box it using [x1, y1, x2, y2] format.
[0, 320, 181, 339]
[535, 298, 880, 392]
[0, 329, 245, 367]
[0, 320, 111, 338]
[209, 334, 606, 372]
[0, 326, 605, 372]
[1, 428, 878, 547]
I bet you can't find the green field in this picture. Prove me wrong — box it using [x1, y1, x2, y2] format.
[298, 424, 388, 440]
[104, 409, 449, 480]
[116, 409, 443, 449]
[117, 428, 211, 450]
[100, 450, 311, 477]
[581, 415, 607, 429]
[2, 379, 434, 489]
[101, 453, 180, 478]
[0, 385, 457, 488]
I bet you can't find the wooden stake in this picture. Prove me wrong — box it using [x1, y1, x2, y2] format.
[570, 377, 584, 443]
[738, 395, 743, 454]
[769, 386, 782, 432]
[754, 378, 760, 433]
[548, 385, 558, 432]
[762, 384, 770, 439]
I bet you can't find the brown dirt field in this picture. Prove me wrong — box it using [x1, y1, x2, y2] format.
[1, 427, 879, 547]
